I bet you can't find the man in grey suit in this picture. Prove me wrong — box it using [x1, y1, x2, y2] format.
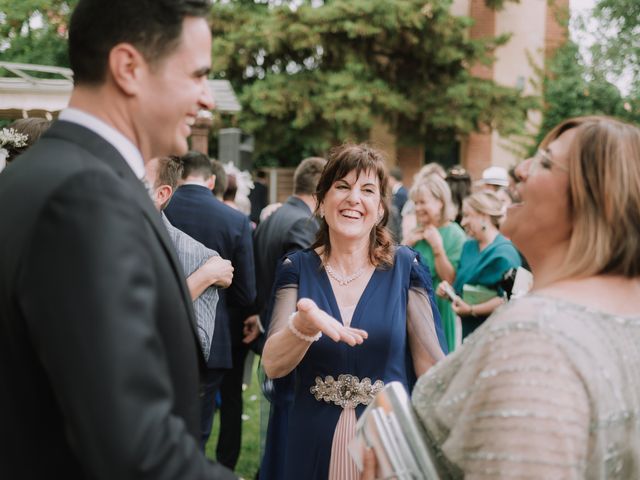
[0, 0, 236, 478]
[146, 156, 235, 361]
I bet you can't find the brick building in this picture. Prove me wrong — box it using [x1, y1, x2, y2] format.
[372, 0, 569, 185]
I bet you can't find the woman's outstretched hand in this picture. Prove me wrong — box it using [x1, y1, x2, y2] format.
[296, 298, 368, 346]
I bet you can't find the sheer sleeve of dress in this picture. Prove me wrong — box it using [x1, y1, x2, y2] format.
[407, 286, 446, 376]
[267, 284, 299, 338]
[265, 257, 299, 338]
[412, 297, 591, 478]
[407, 254, 449, 359]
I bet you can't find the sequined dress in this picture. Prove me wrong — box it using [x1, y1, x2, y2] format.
[412, 294, 640, 479]
[261, 246, 447, 480]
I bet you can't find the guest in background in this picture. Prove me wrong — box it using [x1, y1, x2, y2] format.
[0, 118, 51, 172]
[145, 156, 234, 360]
[438, 191, 520, 339]
[249, 169, 269, 225]
[445, 165, 471, 225]
[164, 151, 256, 459]
[404, 175, 466, 352]
[211, 159, 228, 199]
[388, 166, 408, 214]
[475, 165, 510, 192]
[400, 162, 447, 243]
[261, 144, 446, 480]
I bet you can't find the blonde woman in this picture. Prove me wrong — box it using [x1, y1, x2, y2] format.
[404, 175, 466, 351]
[438, 190, 521, 338]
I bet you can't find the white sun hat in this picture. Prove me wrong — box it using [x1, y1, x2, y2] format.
[476, 165, 510, 187]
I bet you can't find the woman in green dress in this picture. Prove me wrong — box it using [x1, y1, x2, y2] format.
[404, 175, 466, 352]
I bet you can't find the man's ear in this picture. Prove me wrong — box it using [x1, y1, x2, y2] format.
[156, 185, 173, 206]
[206, 175, 216, 191]
[108, 43, 146, 96]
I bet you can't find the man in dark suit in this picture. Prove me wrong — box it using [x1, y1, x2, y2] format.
[388, 167, 408, 243]
[0, 1, 235, 479]
[389, 166, 409, 214]
[248, 169, 269, 225]
[244, 156, 326, 480]
[163, 151, 256, 456]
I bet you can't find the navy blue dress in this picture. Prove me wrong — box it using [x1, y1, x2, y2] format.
[261, 246, 446, 480]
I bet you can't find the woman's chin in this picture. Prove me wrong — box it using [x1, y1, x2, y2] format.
[499, 208, 521, 239]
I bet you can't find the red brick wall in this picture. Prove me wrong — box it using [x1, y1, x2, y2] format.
[469, 0, 496, 80]
[464, 0, 496, 180]
[396, 145, 424, 187]
[545, 0, 569, 60]
[465, 132, 493, 181]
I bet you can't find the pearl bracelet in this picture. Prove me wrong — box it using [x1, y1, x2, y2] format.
[287, 312, 322, 342]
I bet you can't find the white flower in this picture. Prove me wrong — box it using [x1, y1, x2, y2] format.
[0, 128, 29, 149]
[223, 162, 255, 200]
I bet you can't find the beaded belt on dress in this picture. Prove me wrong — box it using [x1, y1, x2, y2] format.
[310, 374, 384, 408]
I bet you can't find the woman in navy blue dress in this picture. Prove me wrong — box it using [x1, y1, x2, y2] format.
[261, 144, 447, 480]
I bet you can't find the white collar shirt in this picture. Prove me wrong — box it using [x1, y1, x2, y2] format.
[59, 108, 145, 180]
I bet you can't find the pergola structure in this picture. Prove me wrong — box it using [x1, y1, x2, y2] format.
[0, 61, 241, 153]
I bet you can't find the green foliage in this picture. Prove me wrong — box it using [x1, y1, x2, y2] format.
[0, 0, 77, 68]
[210, 0, 534, 166]
[534, 40, 640, 150]
[591, 0, 640, 93]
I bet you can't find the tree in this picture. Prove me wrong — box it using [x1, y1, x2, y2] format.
[0, 1, 76, 68]
[210, 0, 535, 166]
[591, 0, 640, 94]
[534, 3, 640, 148]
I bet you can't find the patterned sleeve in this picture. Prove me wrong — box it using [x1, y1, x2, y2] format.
[412, 301, 590, 478]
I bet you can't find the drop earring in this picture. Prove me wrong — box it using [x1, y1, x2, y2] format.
[481, 222, 487, 231]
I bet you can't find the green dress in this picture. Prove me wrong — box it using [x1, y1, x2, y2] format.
[412, 222, 466, 352]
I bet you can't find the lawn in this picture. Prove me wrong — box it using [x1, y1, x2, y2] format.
[205, 353, 263, 480]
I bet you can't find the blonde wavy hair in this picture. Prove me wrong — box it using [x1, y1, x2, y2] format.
[463, 190, 505, 228]
[542, 116, 640, 278]
[409, 174, 456, 226]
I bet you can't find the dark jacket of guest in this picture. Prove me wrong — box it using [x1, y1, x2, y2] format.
[253, 195, 319, 320]
[165, 184, 256, 369]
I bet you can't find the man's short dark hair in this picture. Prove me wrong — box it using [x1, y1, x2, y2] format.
[180, 150, 213, 180]
[294, 157, 327, 195]
[155, 156, 183, 191]
[68, 0, 212, 85]
[389, 167, 403, 182]
[210, 159, 227, 197]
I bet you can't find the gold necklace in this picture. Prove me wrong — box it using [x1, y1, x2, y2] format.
[324, 263, 365, 286]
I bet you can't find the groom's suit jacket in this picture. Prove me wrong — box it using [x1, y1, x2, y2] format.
[0, 121, 235, 479]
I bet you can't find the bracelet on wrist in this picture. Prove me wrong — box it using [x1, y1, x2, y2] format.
[287, 312, 322, 342]
[470, 305, 477, 317]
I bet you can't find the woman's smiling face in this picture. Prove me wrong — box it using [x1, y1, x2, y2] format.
[321, 168, 383, 242]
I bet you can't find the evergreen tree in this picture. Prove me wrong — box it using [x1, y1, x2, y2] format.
[210, 0, 535, 165]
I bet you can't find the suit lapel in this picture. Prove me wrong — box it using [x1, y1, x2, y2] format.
[45, 121, 198, 335]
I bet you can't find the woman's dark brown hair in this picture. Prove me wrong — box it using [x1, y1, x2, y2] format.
[312, 143, 394, 268]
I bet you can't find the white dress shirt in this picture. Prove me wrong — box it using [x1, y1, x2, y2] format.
[59, 108, 145, 180]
